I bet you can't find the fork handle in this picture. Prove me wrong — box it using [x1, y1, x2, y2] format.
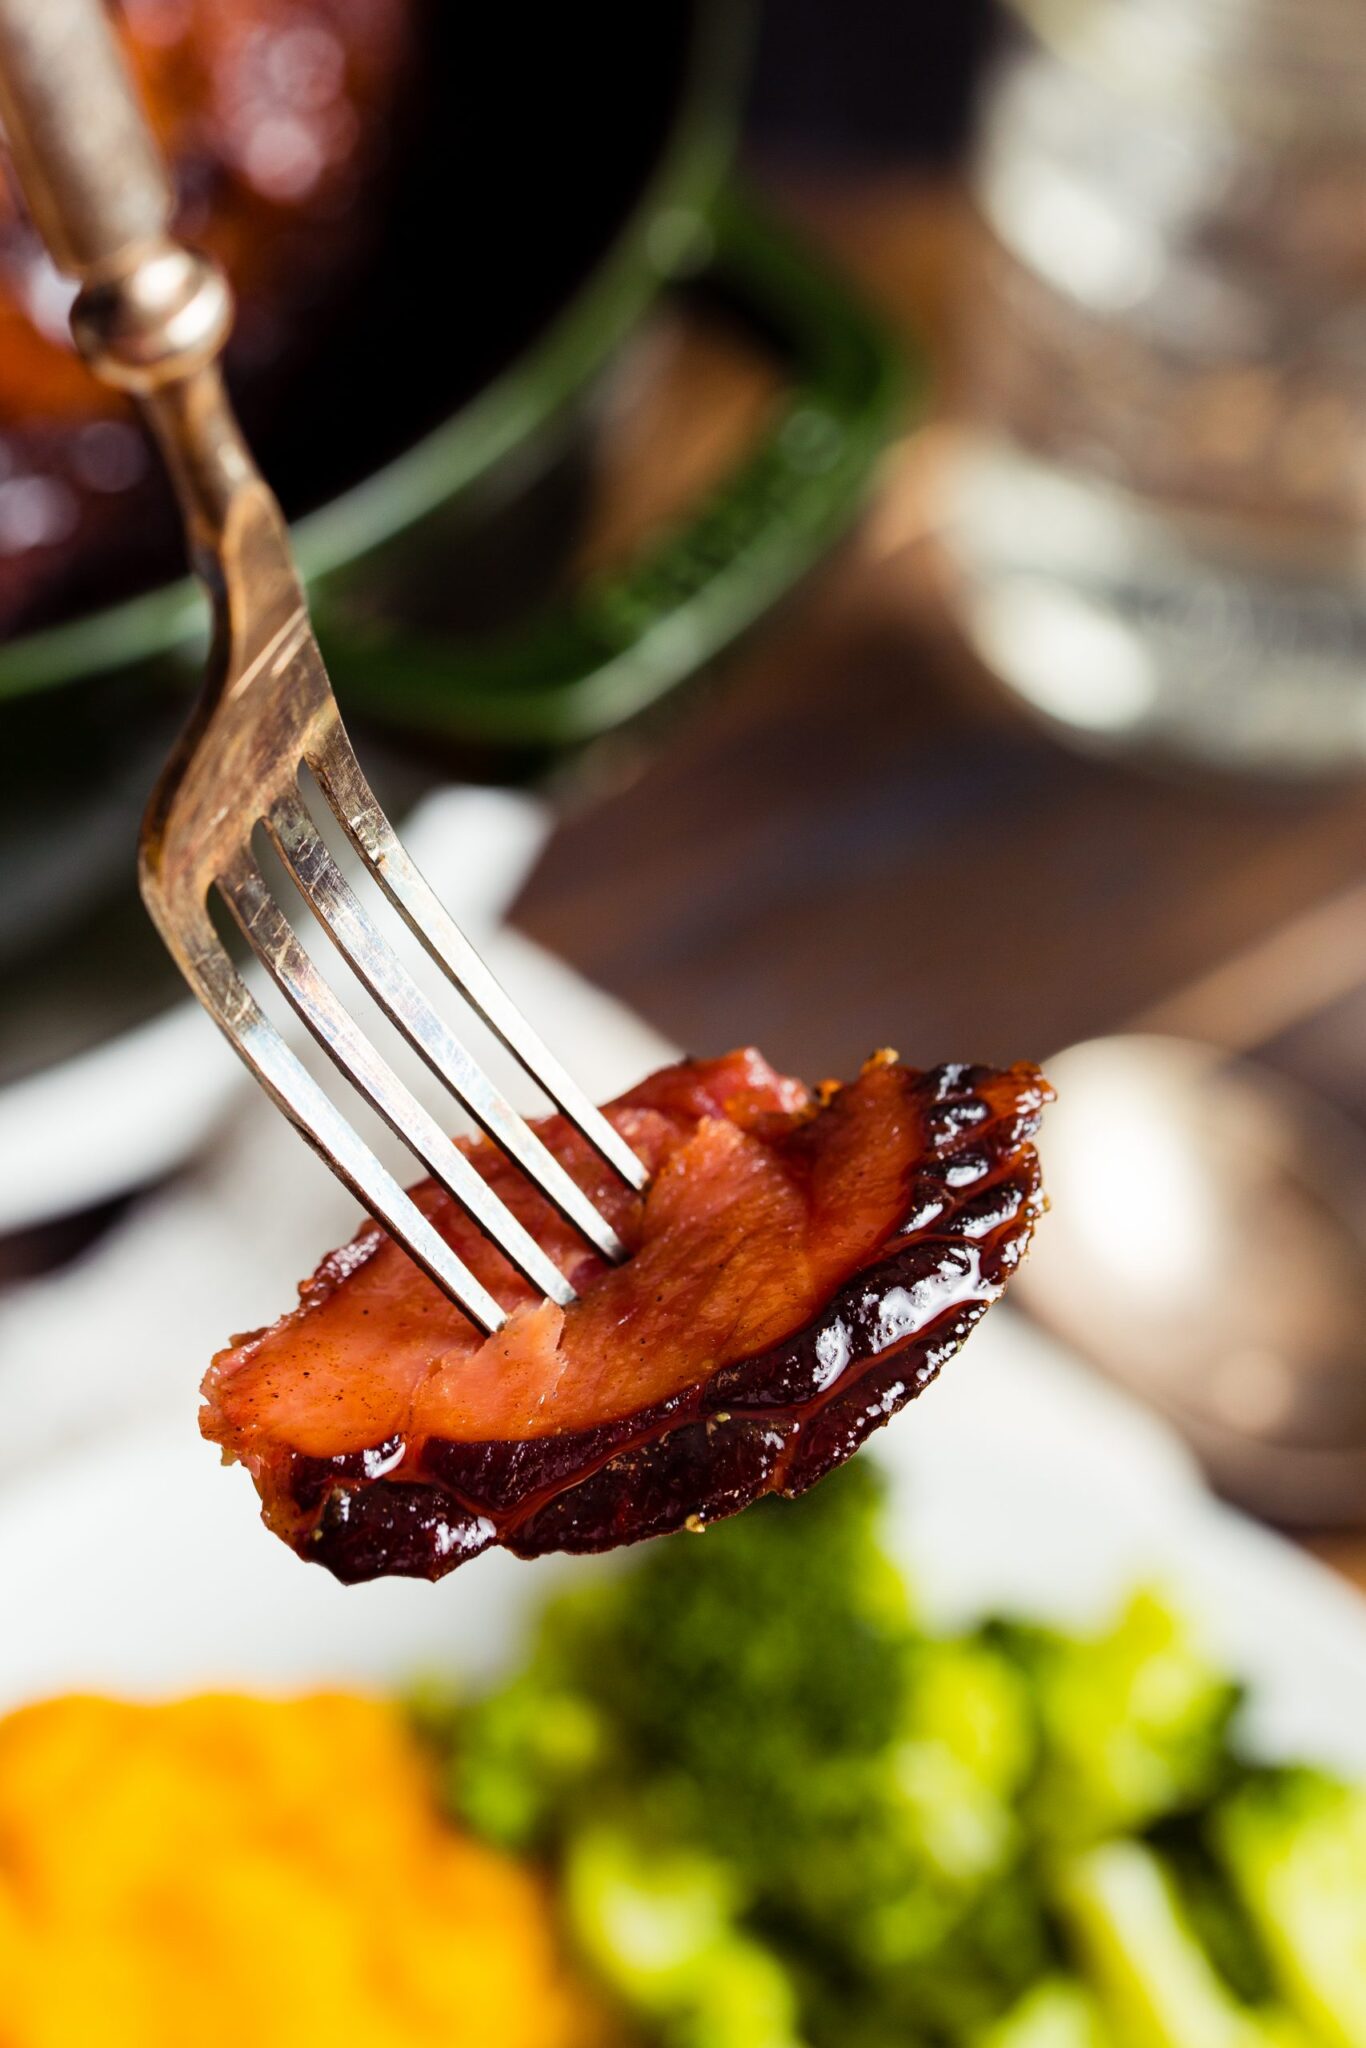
[0, 0, 231, 389]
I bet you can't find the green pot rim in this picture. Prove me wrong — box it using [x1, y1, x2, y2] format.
[0, 0, 748, 704]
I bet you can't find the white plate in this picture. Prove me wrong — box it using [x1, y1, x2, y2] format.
[1, 1310, 1362, 1777]
[0, 786, 551, 1237]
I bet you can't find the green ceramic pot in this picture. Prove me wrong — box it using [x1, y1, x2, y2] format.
[0, 0, 905, 1081]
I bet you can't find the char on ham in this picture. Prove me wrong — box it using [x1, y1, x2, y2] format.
[202, 1049, 1049, 1582]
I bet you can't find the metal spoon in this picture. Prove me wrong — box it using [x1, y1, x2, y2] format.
[1015, 881, 1366, 1526]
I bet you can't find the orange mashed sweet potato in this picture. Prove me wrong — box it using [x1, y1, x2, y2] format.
[0, 1692, 603, 2048]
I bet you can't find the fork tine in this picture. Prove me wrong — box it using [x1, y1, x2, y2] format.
[218, 851, 579, 1313]
[266, 782, 631, 1263]
[184, 926, 510, 1335]
[308, 732, 650, 1195]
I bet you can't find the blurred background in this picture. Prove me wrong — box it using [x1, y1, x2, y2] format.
[5, 0, 1366, 1551]
[2, 3, 1366, 2039]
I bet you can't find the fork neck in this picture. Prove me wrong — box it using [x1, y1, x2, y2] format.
[68, 237, 286, 574]
[139, 367, 276, 567]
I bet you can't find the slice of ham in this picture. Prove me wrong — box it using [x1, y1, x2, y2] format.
[203, 1049, 1049, 1582]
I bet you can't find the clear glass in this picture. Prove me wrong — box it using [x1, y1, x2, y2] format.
[941, 0, 1366, 773]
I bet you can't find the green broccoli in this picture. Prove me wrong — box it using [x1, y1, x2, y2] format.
[993, 1591, 1241, 1846]
[414, 1461, 1363, 2048]
[1212, 1768, 1366, 2048]
[903, 1635, 1037, 1806]
[1055, 1838, 1313, 2048]
[1150, 1812, 1277, 2008]
[562, 1823, 804, 2048]
[972, 1977, 1114, 2048]
[432, 1462, 1046, 2045]
[554, 1458, 915, 1868]
[447, 1462, 915, 1872]
[869, 1862, 1059, 2042]
[425, 1665, 605, 1852]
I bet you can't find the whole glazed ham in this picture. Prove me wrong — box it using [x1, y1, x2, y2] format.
[203, 1050, 1050, 1583]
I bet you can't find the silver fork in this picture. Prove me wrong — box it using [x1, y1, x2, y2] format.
[0, 0, 646, 1334]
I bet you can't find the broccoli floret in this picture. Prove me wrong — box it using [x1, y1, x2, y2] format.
[903, 1635, 1037, 1805]
[1056, 1838, 1313, 2048]
[563, 1824, 804, 2048]
[559, 1459, 915, 1870]
[420, 1468, 1362, 2048]
[562, 1824, 739, 2007]
[558, 1466, 1046, 2022]
[819, 1630, 1050, 2034]
[434, 1668, 605, 1852]
[1150, 1811, 1277, 2008]
[432, 1462, 1049, 2046]
[877, 1861, 1060, 2041]
[892, 1737, 1020, 1894]
[994, 1591, 1241, 1845]
[1212, 1767, 1366, 2048]
[972, 1977, 1114, 2048]
[448, 1462, 916, 1881]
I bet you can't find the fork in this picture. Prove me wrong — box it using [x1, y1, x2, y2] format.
[0, 0, 646, 1334]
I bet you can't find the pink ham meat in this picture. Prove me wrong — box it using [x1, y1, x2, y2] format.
[202, 1050, 1050, 1582]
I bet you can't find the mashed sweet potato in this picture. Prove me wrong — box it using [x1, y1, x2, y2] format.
[0, 1692, 602, 2047]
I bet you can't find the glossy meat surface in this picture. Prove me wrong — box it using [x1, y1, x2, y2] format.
[203, 1050, 1049, 1581]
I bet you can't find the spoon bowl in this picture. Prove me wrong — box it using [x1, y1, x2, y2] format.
[1017, 1033, 1366, 1525]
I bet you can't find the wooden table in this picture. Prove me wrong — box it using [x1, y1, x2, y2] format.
[517, 175, 1366, 1589]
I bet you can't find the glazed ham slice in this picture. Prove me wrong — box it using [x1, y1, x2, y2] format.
[203, 1050, 1049, 1582]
